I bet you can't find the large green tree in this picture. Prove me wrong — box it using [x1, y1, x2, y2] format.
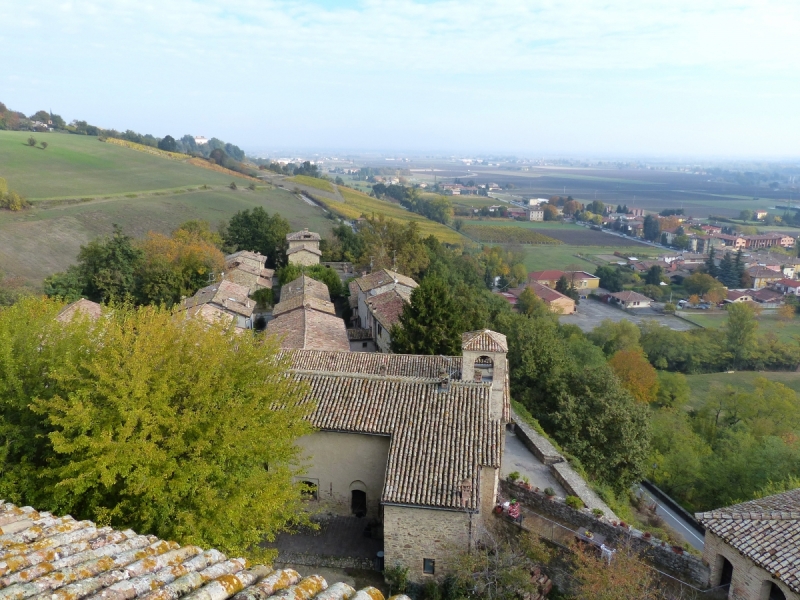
[0, 298, 312, 558]
[223, 207, 291, 268]
[725, 302, 759, 369]
[642, 215, 661, 241]
[391, 277, 464, 355]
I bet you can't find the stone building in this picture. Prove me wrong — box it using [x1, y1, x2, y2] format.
[349, 269, 418, 353]
[183, 280, 254, 331]
[267, 275, 349, 351]
[54, 298, 103, 323]
[223, 250, 274, 296]
[286, 329, 509, 581]
[286, 229, 322, 266]
[697, 489, 800, 600]
[0, 503, 390, 600]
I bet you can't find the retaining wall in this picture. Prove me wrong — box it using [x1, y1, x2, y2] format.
[499, 480, 710, 588]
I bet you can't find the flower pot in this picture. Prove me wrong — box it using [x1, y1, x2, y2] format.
[494, 505, 503, 515]
[643, 532, 651, 539]
[672, 546, 684, 555]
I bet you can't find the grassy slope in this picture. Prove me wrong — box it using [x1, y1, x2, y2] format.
[317, 186, 465, 244]
[285, 175, 334, 193]
[681, 312, 800, 344]
[0, 132, 332, 285]
[686, 371, 800, 404]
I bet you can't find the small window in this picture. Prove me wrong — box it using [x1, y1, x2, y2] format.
[423, 558, 435, 575]
[362, 342, 368, 348]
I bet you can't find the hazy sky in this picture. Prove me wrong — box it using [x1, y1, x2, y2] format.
[2, 1, 799, 157]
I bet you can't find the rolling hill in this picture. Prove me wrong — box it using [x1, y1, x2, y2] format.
[0, 131, 335, 286]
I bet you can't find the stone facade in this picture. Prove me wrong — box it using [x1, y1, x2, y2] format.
[383, 506, 472, 581]
[287, 247, 322, 266]
[704, 531, 798, 600]
[297, 431, 390, 519]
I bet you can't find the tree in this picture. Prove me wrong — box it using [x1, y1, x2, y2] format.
[642, 215, 660, 241]
[734, 249, 746, 287]
[0, 298, 313, 558]
[588, 319, 641, 356]
[595, 265, 624, 292]
[726, 302, 759, 369]
[158, 135, 177, 152]
[555, 275, 579, 302]
[704, 287, 725, 305]
[27, 136, 36, 147]
[705, 246, 718, 278]
[684, 272, 720, 295]
[223, 207, 290, 268]
[644, 265, 663, 286]
[641, 284, 662, 301]
[655, 371, 689, 407]
[608, 350, 659, 404]
[39, 141, 48, 150]
[391, 277, 465, 355]
[542, 205, 559, 221]
[674, 234, 690, 249]
[739, 210, 753, 222]
[718, 252, 738, 288]
[516, 287, 553, 320]
[779, 303, 795, 322]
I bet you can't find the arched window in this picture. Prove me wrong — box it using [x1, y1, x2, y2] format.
[474, 355, 494, 383]
[766, 582, 787, 600]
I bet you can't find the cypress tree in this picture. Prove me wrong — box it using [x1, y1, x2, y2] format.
[391, 277, 464, 355]
[705, 247, 718, 278]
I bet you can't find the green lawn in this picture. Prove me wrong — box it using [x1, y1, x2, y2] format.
[0, 130, 240, 199]
[686, 371, 800, 404]
[681, 312, 800, 344]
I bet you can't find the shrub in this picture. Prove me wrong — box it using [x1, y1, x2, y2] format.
[229, 182, 238, 190]
[384, 564, 408, 595]
[507, 471, 521, 483]
[27, 136, 36, 147]
[40, 141, 48, 150]
[591, 508, 604, 518]
[544, 487, 555, 497]
[566, 495, 584, 510]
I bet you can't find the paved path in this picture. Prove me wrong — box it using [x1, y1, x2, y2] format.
[637, 485, 705, 551]
[501, 428, 566, 496]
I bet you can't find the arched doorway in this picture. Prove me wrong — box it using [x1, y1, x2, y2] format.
[350, 480, 367, 517]
[767, 582, 787, 600]
[717, 555, 733, 587]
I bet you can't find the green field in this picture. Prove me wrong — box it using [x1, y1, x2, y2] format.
[285, 175, 334, 193]
[457, 218, 586, 230]
[520, 244, 663, 271]
[681, 312, 800, 344]
[0, 131, 333, 286]
[686, 371, 800, 404]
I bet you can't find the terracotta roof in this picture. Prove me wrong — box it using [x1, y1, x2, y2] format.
[55, 299, 103, 323]
[462, 330, 508, 353]
[365, 289, 408, 330]
[286, 350, 461, 380]
[266, 309, 350, 352]
[224, 251, 266, 271]
[565, 271, 599, 281]
[354, 270, 417, 294]
[183, 281, 254, 318]
[223, 264, 273, 296]
[528, 270, 565, 282]
[529, 282, 572, 304]
[697, 488, 800, 593]
[748, 267, 783, 278]
[346, 328, 373, 341]
[286, 229, 321, 242]
[777, 279, 800, 289]
[279, 276, 330, 303]
[293, 372, 503, 510]
[0, 503, 388, 600]
[609, 290, 651, 304]
[752, 288, 783, 302]
[726, 290, 753, 301]
[286, 244, 323, 257]
[273, 295, 336, 317]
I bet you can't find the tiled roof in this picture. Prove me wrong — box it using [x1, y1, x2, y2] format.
[528, 270, 565, 282]
[697, 488, 800, 593]
[223, 264, 273, 296]
[462, 330, 508, 353]
[346, 328, 373, 341]
[752, 288, 783, 302]
[609, 290, 651, 304]
[183, 281, 254, 318]
[365, 290, 408, 330]
[294, 372, 503, 510]
[354, 270, 417, 294]
[286, 229, 321, 242]
[272, 295, 336, 317]
[777, 279, 800, 288]
[266, 309, 350, 352]
[279, 276, 330, 303]
[529, 282, 572, 304]
[285, 350, 462, 380]
[55, 299, 103, 323]
[0, 503, 389, 600]
[286, 244, 323, 257]
[224, 251, 266, 271]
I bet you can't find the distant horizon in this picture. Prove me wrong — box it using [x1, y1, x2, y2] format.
[3, 1, 799, 159]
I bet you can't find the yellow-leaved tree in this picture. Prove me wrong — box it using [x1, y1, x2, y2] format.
[0, 297, 313, 559]
[608, 349, 659, 404]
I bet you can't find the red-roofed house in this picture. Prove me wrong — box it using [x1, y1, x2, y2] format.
[608, 290, 652, 309]
[774, 279, 800, 296]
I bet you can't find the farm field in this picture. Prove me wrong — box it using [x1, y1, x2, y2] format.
[0, 131, 243, 199]
[0, 186, 332, 286]
[521, 244, 662, 272]
[286, 175, 334, 193]
[314, 186, 465, 244]
[681, 311, 800, 344]
[455, 219, 652, 246]
[460, 224, 560, 245]
[686, 371, 800, 405]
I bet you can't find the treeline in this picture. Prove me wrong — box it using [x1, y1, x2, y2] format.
[255, 160, 322, 178]
[371, 183, 453, 224]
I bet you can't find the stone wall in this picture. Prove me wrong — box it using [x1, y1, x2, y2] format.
[511, 412, 563, 465]
[499, 480, 710, 588]
[383, 505, 472, 583]
[703, 531, 798, 600]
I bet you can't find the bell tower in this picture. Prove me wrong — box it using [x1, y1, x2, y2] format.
[461, 330, 508, 421]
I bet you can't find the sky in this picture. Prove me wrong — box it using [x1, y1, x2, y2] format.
[1, 0, 799, 158]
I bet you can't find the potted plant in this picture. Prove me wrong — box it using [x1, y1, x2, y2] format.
[619, 521, 628, 529]
[493, 504, 504, 515]
[544, 487, 556, 499]
[672, 545, 684, 555]
[507, 471, 520, 484]
[584, 530, 594, 539]
[521, 476, 532, 490]
[592, 508, 604, 518]
[643, 531, 652, 539]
